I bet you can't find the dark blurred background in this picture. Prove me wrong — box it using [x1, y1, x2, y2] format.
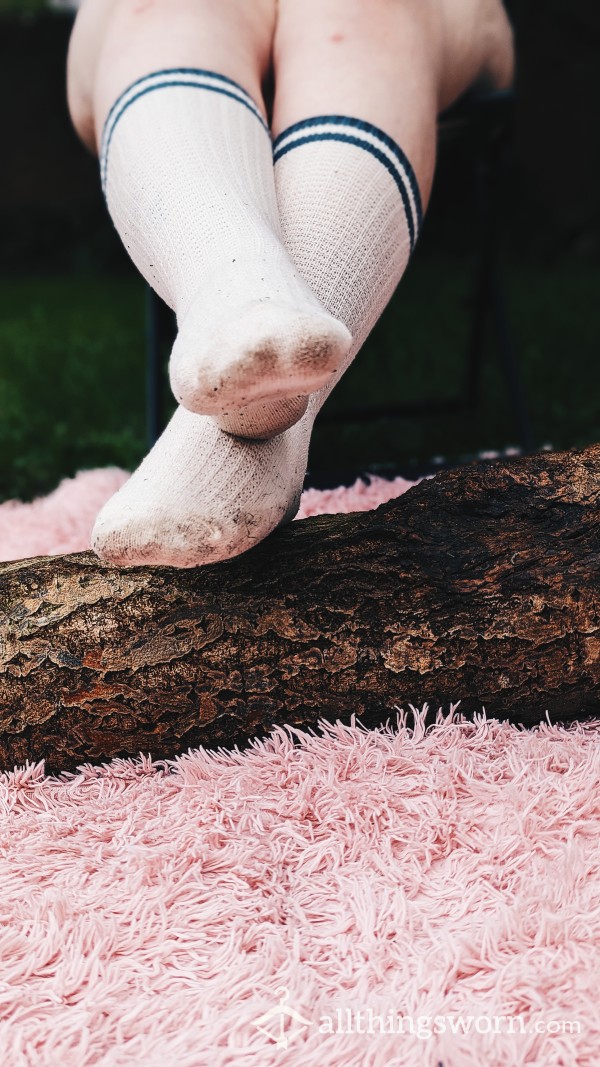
[1, 0, 599, 500]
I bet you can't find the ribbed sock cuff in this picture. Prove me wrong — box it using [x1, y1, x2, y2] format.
[273, 115, 422, 251]
[100, 67, 268, 194]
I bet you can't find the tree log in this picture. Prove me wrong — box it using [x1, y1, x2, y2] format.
[1, 445, 600, 773]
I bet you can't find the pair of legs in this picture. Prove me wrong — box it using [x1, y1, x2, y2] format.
[67, 0, 513, 566]
[69, 0, 512, 182]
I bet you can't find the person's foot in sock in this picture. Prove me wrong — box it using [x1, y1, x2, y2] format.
[101, 70, 351, 437]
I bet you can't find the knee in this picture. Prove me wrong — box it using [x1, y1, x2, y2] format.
[66, 0, 177, 152]
[67, 0, 119, 152]
[66, 80, 95, 155]
[66, 35, 95, 152]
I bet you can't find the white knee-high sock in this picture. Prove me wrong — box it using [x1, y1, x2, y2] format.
[92, 115, 422, 567]
[101, 69, 350, 437]
[219, 115, 422, 434]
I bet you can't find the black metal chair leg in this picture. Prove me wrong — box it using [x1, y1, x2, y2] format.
[489, 265, 536, 452]
[464, 242, 491, 412]
[145, 287, 164, 449]
[478, 146, 536, 454]
[146, 288, 177, 447]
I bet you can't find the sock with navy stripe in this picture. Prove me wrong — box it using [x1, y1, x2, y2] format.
[92, 114, 422, 567]
[219, 114, 421, 435]
[100, 69, 351, 438]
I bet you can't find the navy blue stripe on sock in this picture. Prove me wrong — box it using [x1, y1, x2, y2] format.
[100, 69, 269, 193]
[274, 131, 418, 251]
[273, 115, 423, 234]
[103, 67, 265, 136]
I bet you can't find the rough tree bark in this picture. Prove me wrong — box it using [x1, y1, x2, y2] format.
[1, 445, 599, 773]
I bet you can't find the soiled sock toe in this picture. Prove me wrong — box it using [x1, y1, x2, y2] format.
[169, 297, 351, 422]
[90, 407, 309, 568]
[92, 501, 227, 568]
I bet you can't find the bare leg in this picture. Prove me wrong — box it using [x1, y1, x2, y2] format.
[68, 0, 275, 151]
[273, 0, 514, 208]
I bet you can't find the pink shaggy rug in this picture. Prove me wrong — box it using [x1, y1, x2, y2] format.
[0, 470, 599, 1066]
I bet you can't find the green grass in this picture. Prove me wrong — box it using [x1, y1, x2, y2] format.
[0, 276, 146, 501]
[0, 0, 48, 13]
[0, 256, 598, 502]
